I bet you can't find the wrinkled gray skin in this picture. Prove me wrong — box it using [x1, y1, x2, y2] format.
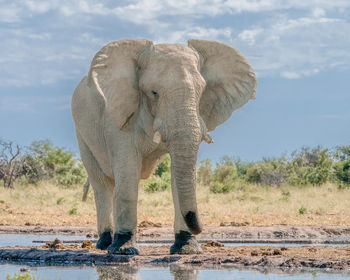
[71, 39, 257, 255]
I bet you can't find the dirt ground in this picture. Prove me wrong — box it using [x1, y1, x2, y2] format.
[1, 225, 350, 271]
[1, 244, 350, 271]
[1, 224, 350, 243]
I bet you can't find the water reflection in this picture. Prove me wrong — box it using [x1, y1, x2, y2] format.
[97, 265, 138, 280]
[170, 265, 199, 280]
[2, 263, 350, 280]
[96, 265, 201, 280]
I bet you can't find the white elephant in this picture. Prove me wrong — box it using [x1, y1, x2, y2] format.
[71, 39, 256, 255]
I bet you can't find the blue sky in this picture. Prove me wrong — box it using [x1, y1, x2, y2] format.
[0, 0, 349, 162]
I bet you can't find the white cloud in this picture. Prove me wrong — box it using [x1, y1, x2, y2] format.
[234, 14, 350, 79]
[238, 28, 263, 46]
[281, 71, 300, 79]
[0, 0, 350, 87]
[0, 95, 71, 112]
[312, 8, 326, 18]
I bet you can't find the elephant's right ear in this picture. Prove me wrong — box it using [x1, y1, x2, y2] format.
[88, 39, 153, 130]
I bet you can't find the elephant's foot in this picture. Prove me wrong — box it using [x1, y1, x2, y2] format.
[108, 232, 139, 255]
[96, 231, 112, 250]
[170, 230, 203, 254]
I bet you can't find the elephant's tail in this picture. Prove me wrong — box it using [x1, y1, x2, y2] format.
[82, 178, 90, 202]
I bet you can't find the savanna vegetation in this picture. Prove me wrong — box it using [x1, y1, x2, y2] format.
[0, 139, 349, 226]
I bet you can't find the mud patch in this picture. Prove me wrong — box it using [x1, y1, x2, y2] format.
[1, 245, 350, 271]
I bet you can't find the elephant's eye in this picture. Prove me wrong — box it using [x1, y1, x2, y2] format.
[152, 91, 158, 96]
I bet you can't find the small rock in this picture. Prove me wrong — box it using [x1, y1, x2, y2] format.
[24, 222, 31, 226]
[45, 238, 65, 249]
[81, 240, 94, 249]
[20, 268, 30, 272]
[230, 221, 250, 227]
[204, 240, 224, 247]
[280, 247, 288, 251]
[273, 249, 282, 255]
[251, 250, 259, 256]
[138, 220, 162, 228]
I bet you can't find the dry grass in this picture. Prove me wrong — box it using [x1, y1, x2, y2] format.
[0, 181, 349, 227]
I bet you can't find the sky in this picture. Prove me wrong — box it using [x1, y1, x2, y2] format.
[0, 0, 349, 163]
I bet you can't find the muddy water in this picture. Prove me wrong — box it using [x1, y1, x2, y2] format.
[1, 263, 350, 280]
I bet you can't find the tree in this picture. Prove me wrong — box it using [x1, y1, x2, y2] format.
[0, 140, 22, 188]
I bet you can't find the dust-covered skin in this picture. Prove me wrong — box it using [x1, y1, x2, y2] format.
[1, 244, 350, 271]
[71, 39, 256, 254]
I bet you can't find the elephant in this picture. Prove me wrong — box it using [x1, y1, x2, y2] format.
[71, 39, 256, 255]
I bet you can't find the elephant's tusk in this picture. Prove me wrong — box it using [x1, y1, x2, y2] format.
[203, 133, 214, 144]
[153, 131, 162, 144]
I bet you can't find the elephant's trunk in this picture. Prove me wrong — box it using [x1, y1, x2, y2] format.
[167, 105, 202, 235]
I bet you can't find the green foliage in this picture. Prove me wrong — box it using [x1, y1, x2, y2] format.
[144, 156, 171, 193]
[154, 155, 170, 177]
[298, 206, 307, 215]
[69, 207, 78, 215]
[197, 159, 212, 186]
[26, 140, 87, 187]
[288, 147, 333, 185]
[6, 272, 42, 280]
[333, 146, 350, 184]
[246, 157, 288, 186]
[209, 182, 235, 193]
[207, 157, 238, 193]
[56, 197, 65, 205]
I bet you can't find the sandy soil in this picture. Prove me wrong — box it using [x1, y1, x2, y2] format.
[1, 225, 350, 243]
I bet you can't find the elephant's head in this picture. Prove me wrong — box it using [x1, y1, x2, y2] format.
[88, 39, 257, 235]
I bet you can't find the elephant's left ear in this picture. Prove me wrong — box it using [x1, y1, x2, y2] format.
[188, 39, 257, 132]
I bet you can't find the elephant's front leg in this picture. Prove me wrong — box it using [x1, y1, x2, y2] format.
[170, 176, 202, 254]
[108, 149, 141, 255]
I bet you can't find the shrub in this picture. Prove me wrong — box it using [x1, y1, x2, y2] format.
[6, 272, 40, 280]
[69, 207, 78, 215]
[333, 146, 350, 184]
[298, 206, 307, 215]
[154, 155, 170, 177]
[26, 140, 87, 187]
[246, 158, 288, 186]
[209, 182, 235, 193]
[288, 147, 332, 185]
[197, 159, 212, 186]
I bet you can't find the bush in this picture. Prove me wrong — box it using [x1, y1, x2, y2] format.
[333, 146, 350, 184]
[298, 206, 307, 215]
[246, 158, 288, 186]
[288, 147, 332, 185]
[144, 156, 171, 193]
[197, 159, 212, 186]
[6, 272, 40, 280]
[154, 155, 170, 177]
[69, 207, 78, 215]
[209, 182, 235, 193]
[26, 140, 87, 187]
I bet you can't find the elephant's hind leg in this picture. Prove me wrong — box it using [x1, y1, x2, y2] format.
[76, 133, 114, 250]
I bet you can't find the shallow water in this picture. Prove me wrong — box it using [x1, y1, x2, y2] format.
[0, 234, 88, 247]
[1, 263, 350, 280]
[0, 234, 346, 247]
